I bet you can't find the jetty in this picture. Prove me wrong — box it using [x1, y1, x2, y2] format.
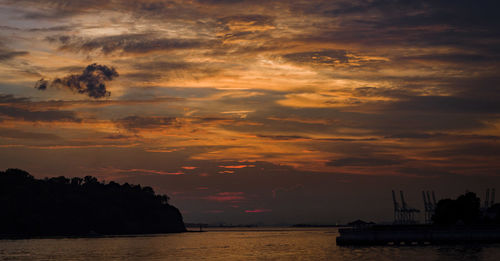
[336, 224, 500, 246]
[337, 189, 500, 246]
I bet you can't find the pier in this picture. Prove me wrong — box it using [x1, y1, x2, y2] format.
[336, 225, 500, 246]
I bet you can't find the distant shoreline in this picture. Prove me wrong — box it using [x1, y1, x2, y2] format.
[185, 224, 346, 229]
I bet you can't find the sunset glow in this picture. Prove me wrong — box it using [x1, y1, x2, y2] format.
[1, 0, 499, 224]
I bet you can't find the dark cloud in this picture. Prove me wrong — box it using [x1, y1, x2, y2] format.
[123, 72, 163, 82]
[257, 134, 309, 140]
[0, 105, 80, 122]
[351, 87, 414, 98]
[5, 0, 202, 22]
[386, 95, 500, 114]
[132, 61, 192, 71]
[0, 25, 21, 31]
[427, 143, 500, 158]
[397, 166, 455, 178]
[34, 79, 49, 90]
[126, 61, 192, 81]
[127, 60, 223, 82]
[289, 0, 500, 55]
[193, 117, 233, 123]
[0, 94, 31, 104]
[318, 138, 378, 142]
[396, 53, 497, 65]
[0, 95, 80, 123]
[327, 157, 403, 167]
[0, 51, 29, 61]
[384, 133, 436, 139]
[0, 46, 29, 61]
[283, 50, 349, 66]
[351, 111, 487, 133]
[35, 63, 118, 98]
[217, 14, 275, 28]
[387, 1, 498, 28]
[28, 25, 73, 32]
[197, 0, 245, 4]
[385, 133, 500, 141]
[0, 128, 60, 140]
[312, 0, 500, 31]
[213, 14, 277, 45]
[117, 116, 179, 131]
[10, 0, 111, 19]
[0, 94, 181, 111]
[446, 76, 500, 101]
[104, 134, 135, 140]
[47, 34, 210, 54]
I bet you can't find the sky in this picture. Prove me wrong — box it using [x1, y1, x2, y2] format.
[1, 0, 500, 225]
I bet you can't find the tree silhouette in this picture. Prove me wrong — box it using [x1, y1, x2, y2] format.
[432, 192, 481, 225]
[0, 168, 186, 237]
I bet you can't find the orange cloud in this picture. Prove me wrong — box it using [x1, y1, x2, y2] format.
[219, 165, 255, 169]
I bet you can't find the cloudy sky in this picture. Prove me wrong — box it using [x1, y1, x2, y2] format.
[1, 0, 499, 224]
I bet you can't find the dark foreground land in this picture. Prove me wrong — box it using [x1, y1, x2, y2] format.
[0, 168, 186, 238]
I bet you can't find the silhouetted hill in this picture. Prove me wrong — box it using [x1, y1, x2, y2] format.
[0, 168, 186, 237]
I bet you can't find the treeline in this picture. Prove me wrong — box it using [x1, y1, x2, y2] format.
[433, 191, 500, 225]
[0, 168, 186, 237]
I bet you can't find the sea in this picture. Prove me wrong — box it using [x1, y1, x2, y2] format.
[1, 227, 500, 260]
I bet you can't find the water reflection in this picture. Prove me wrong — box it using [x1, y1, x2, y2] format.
[1, 228, 500, 260]
[435, 245, 484, 261]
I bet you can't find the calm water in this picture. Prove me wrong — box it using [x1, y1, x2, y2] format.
[1, 227, 500, 260]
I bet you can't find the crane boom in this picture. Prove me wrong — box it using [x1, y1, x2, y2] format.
[491, 188, 496, 207]
[392, 190, 399, 210]
[422, 191, 428, 211]
[400, 191, 407, 209]
[486, 188, 490, 208]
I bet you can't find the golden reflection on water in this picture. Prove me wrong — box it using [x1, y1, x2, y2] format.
[1, 228, 500, 260]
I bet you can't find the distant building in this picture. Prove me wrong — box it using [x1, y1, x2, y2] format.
[347, 219, 375, 227]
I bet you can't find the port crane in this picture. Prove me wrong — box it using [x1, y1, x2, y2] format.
[392, 190, 420, 224]
[422, 191, 437, 224]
